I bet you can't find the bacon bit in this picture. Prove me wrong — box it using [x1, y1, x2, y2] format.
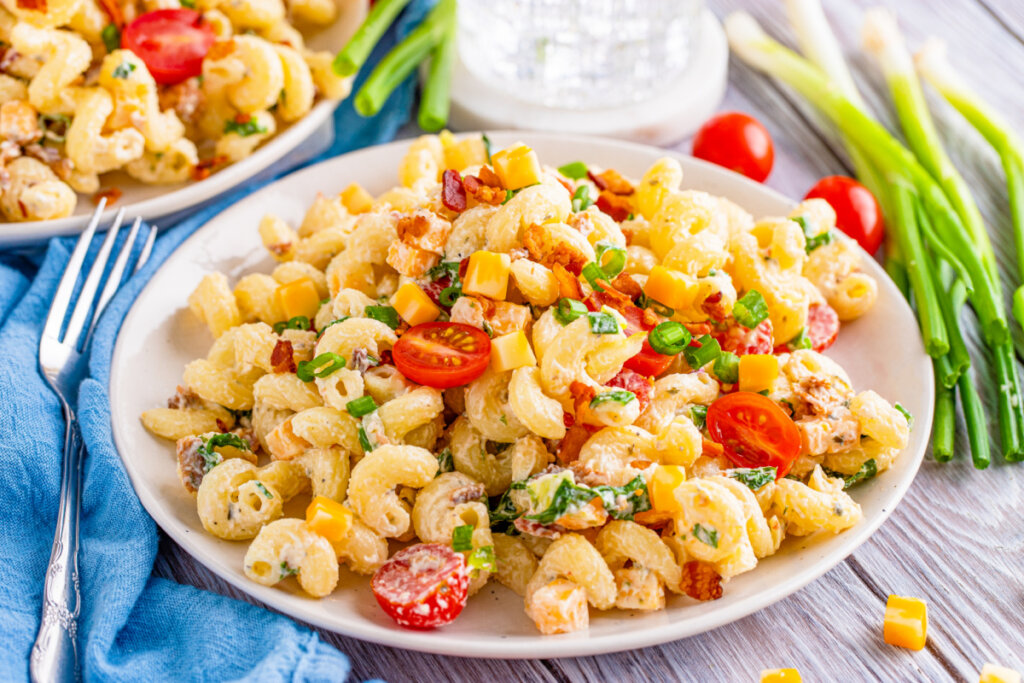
[450, 482, 486, 506]
[160, 78, 205, 125]
[685, 322, 713, 337]
[271, 339, 297, 374]
[551, 263, 583, 299]
[606, 369, 654, 413]
[17, 199, 27, 218]
[587, 170, 608, 192]
[633, 509, 674, 529]
[92, 187, 123, 206]
[586, 284, 633, 312]
[630, 459, 653, 469]
[679, 561, 723, 602]
[523, 223, 588, 275]
[477, 166, 503, 188]
[702, 438, 725, 457]
[16, 0, 46, 10]
[562, 411, 575, 428]
[441, 169, 467, 212]
[97, 0, 124, 27]
[701, 291, 732, 321]
[611, 272, 643, 300]
[557, 424, 592, 464]
[596, 191, 632, 222]
[233, 112, 253, 125]
[554, 176, 574, 195]
[167, 385, 201, 410]
[175, 436, 204, 493]
[514, 518, 564, 539]
[620, 222, 636, 245]
[457, 257, 470, 279]
[567, 211, 595, 237]
[570, 381, 598, 427]
[26, 144, 61, 165]
[463, 174, 505, 205]
[595, 169, 634, 195]
[396, 212, 432, 239]
[267, 242, 291, 257]
[206, 40, 236, 61]
[192, 155, 227, 181]
[508, 247, 528, 261]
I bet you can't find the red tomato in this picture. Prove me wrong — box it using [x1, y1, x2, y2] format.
[806, 303, 839, 352]
[804, 176, 885, 254]
[606, 368, 654, 413]
[122, 10, 215, 85]
[392, 322, 491, 389]
[420, 275, 451, 307]
[706, 392, 801, 476]
[692, 112, 775, 182]
[371, 543, 469, 629]
[713, 319, 774, 356]
[585, 291, 674, 377]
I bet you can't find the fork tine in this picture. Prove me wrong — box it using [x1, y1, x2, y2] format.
[41, 200, 107, 342]
[133, 224, 157, 274]
[84, 216, 143, 345]
[63, 208, 125, 350]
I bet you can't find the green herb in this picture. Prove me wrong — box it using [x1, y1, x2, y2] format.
[825, 459, 878, 489]
[732, 290, 769, 329]
[571, 185, 593, 212]
[524, 473, 650, 525]
[37, 113, 71, 143]
[692, 523, 719, 548]
[895, 402, 914, 427]
[255, 482, 273, 499]
[482, 133, 492, 162]
[788, 327, 813, 350]
[498, 413, 508, 425]
[196, 433, 250, 472]
[437, 447, 454, 474]
[452, 524, 474, 551]
[280, 562, 299, 578]
[489, 481, 528, 523]
[365, 305, 401, 329]
[691, 405, 708, 430]
[357, 425, 373, 452]
[273, 316, 311, 334]
[316, 316, 349, 339]
[589, 390, 637, 408]
[551, 300, 586, 327]
[297, 352, 345, 382]
[646, 298, 675, 318]
[466, 545, 496, 573]
[793, 214, 836, 252]
[594, 241, 626, 278]
[502, 189, 514, 204]
[713, 351, 740, 384]
[586, 311, 619, 335]
[557, 161, 588, 179]
[111, 61, 136, 79]
[648, 321, 691, 356]
[180, 0, 195, 7]
[101, 23, 120, 53]
[581, 261, 606, 291]
[346, 395, 378, 418]
[223, 117, 269, 137]
[683, 334, 721, 369]
[481, 320, 494, 337]
[728, 466, 777, 490]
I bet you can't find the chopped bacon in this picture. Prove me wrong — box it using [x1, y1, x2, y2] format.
[450, 482, 486, 505]
[679, 561, 723, 602]
[271, 339, 296, 374]
[702, 439, 725, 457]
[596, 191, 632, 222]
[587, 169, 608, 192]
[569, 381, 598, 427]
[176, 436, 204, 493]
[167, 385, 201, 410]
[477, 166, 503, 188]
[514, 518, 563, 539]
[523, 223, 588, 275]
[97, 0, 124, 27]
[16, 0, 46, 10]
[610, 272, 643, 300]
[351, 347, 380, 373]
[463, 174, 505, 205]
[551, 263, 583, 299]
[554, 176, 574, 195]
[267, 242, 291, 257]
[563, 411, 574, 428]
[160, 78, 205, 125]
[92, 187, 123, 206]
[441, 169, 467, 212]
[590, 169, 634, 196]
[206, 40, 236, 61]
[233, 112, 253, 125]
[192, 156, 227, 181]
[556, 424, 592, 464]
[25, 144, 61, 164]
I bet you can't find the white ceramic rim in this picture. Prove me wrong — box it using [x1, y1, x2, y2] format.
[110, 132, 933, 658]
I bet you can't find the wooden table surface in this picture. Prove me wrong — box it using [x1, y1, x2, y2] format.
[153, 1, 1024, 680]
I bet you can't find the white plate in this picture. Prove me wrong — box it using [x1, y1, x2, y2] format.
[0, 0, 367, 248]
[110, 132, 933, 659]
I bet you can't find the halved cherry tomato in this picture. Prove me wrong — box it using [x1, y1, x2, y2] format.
[804, 176, 885, 254]
[371, 543, 469, 629]
[122, 9, 215, 85]
[713, 318, 774, 356]
[706, 392, 801, 477]
[692, 112, 774, 183]
[585, 290, 674, 377]
[806, 302, 839, 352]
[606, 368, 654, 414]
[392, 322, 491, 388]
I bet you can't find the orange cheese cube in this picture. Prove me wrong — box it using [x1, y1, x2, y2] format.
[305, 496, 353, 544]
[884, 595, 928, 650]
[390, 282, 440, 327]
[490, 330, 536, 373]
[649, 465, 686, 512]
[463, 251, 511, 300]
[441, 130, 488, 170]
[643, 265, 697, 311]
[274, 277, 321, 321]
[760, 669, 802, 683]
[979, 664, 1022, 683]
[339, 183, 373, 214]
[491, 144, 543, 190]
[738, 354, 780, 393]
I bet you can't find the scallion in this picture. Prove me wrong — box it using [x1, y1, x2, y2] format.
[581, 262, 605, 291]
[586, 312, 620, 335]
[732, 290, 769, 329]
[101, 24, 120, 53]
[346, 395, 378, 418]
[554, 298, 588, 325]
[558, 161, 588, 179]
[273, 316, 311, 334]
[571, 185, 593, 213]
[365, 305, 401, 329]
[683, 335, 721, 369]
[713, 351, 740, 384]
[317, 316, 349, 339]
[647, 321, 691, 355]
[333, 0, 414, 76]
[452, 524, 474, 552]
[691, 405, 708, 430]
[594, 241, 626, 278]
[297, 352, 346, 382]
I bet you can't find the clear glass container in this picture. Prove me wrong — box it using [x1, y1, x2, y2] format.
[457, 0, 704, 110]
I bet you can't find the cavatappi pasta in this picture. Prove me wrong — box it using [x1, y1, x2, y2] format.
[0, 0, 355, 222]
[141, 133, 911, 634]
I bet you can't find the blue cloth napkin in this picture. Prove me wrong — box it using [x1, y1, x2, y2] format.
[0, 2, 434, 679]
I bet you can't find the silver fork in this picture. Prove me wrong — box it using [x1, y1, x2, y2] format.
[30, 201, 157, 683]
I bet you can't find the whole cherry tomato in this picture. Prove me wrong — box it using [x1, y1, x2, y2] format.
[804, 175, 885, 254]
[692, 112, 775, 182]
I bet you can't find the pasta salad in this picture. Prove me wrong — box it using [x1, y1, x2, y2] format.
[0, 0, 355, 222]
[140, 133, 913, 635]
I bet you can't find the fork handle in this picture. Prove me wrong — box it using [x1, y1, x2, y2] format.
[30, 411, 84, 683]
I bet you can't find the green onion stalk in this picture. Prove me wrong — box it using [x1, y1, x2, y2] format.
[417, 10, 456, 132]
[333, 0, 414, 76]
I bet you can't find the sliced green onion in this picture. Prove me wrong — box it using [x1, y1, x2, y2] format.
[333, 0, 414, 76]
[647, 321, 691, 355]
[894, 402, 913, 427]
[101, 24, 120, 53]
[692, 523, 719, 548]
[297, 352, 346, 382]
[357, 426, 373, 453]
[732, 290, 769, 329]
[365, 305, 401, 329]
[727, 466, 776, 490]
[502, 189, 514, 204]
[317, 316, 349, 339]
[581, 262, 606, 291]
[586, 312, 620, 335]
[594, 241, 626, 278]
[599, 305, 628, 331]
[557, 161, 588, 179]
[571, 185, 593, 213]
[793, 214, 835, 252]
[713, 351, 740, 384]
[439, 285, 462, 307]
[646, 298, 674, 318]
[346, 395, 378, 418]
[482, 133, 492, 162]
[690, 405, 708, 430]
[273, 315, 311, 334]
[554, 298, 587, 325]
[683, 335, 721, 369]
[589, 390, 637, 408]
[787, 327, 813, 351]
[452, 524, 474, 551]
[466, 545, 496, 573]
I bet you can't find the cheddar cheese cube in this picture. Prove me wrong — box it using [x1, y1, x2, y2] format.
[390, 282, 440, 327]
[463, 251, 511, 300]
[305, 496, 353, 544]
[884, 595, 927, 650]
[274, 277, 320, 321]
[643, 265, 697, 311]
[339, 183, 373, 214]
[490, 330, 536, 373]
[979, 663, 1022, 683]
[441, 130, 488, 171]
[649, 465, 686, 512]
[491, 144, 543, 190]
[739, 354, 779, 394]
[760, 669, 802, 683]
